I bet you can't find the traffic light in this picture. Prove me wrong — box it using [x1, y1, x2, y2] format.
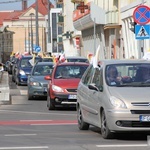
[130, 22, 137, 33]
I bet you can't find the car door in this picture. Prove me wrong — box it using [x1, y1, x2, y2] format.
[78, 65, 96, 124]
[86, 67, 103, 126]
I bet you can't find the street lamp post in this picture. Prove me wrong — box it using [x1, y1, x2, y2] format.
[30, 13, 34, 54]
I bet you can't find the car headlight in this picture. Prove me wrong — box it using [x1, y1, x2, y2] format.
[30, 82, 40, 86]
[19, 69, 26, 75]
[52, 85, 64, 92]
[110, 96, 127, 108]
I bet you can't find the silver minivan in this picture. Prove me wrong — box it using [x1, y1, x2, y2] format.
[77, 59, 150, 139]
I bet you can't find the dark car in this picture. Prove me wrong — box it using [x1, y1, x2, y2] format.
[27, 62, 54, 100]
[44, 62, 89, 110]
[4, 61, 9, 71]
[7, 56, 16, 74]
[66, 56, 89, 63]
[15, 55, 42, 85]
[12, 58, 19, 82]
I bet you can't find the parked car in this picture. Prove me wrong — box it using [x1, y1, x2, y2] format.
[7, 56, 16, 74]
[12, 58, 19, 82]
[44, 62, 89, 110]
[4, 61, 9, 71]
[27, 62, 54, 100]
[77, 59, 150, 139]
[15, 55, 42, 85]
[66, 56, 89, 63]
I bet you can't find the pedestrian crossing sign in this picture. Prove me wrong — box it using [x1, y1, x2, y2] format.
[135, 25, 150, 39]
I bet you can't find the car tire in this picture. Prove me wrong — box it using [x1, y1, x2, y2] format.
[12, 75, 15, 82]
[77, 106, 89, 130]
[16, 78, 20, 86]
[47, 95, 55, 110]
[27, 91, 32, 100]
[101, 110, 113, 139]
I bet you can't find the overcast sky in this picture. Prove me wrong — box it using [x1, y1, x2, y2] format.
[0, 0, 55, 11]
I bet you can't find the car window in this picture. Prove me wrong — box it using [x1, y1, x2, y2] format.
[105, 63, 150, 86]
[92, 68, 103, 89]
[33, 65, 53, 76]
[20, 59, 32, 68]
[54, 65, 88, 79]
[82, 65, 95, 85]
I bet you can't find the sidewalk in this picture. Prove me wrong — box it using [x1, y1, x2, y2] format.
[0, 71, 10, 105]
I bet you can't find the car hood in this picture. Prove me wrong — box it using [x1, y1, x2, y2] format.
[108, 87, 150, 102]
[30, 76, 48, 84]
[53, 79, 80, 89]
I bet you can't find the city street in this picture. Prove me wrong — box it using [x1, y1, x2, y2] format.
[0, 75, 149, 150]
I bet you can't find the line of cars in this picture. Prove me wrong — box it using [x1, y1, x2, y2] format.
[27, 56, 89, 102]
[6, 55, 90, 105]
[7, 53, 150, 139]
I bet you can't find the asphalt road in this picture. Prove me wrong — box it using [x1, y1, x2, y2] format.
[0, 75, 149, 150]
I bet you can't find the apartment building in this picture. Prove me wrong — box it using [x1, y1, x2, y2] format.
[0, 26, 14, 62]
[61, 0, 149, 59]
[0, 0, 54, 56]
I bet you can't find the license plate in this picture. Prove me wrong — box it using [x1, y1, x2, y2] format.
[139, 115, 150, 122]
[68, 95, 77, 99]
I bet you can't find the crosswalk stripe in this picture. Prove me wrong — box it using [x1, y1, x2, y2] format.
[20, 90, 27, 95]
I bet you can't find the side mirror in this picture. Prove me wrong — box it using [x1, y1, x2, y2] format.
[44, 75, 51, 80]
[88, 83, 103, 92]
[88, 84, 99, 91]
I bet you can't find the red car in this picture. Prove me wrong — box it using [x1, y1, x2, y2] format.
[44, 62, 89, 110]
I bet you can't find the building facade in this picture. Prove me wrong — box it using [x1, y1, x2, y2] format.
[121, 0, 150, 59]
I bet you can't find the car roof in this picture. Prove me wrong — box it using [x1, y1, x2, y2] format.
[35, 62, 54, 65]
[56, 62, 89, 67]
[66, 56, 88, 59]
[98, 59, 150, 66]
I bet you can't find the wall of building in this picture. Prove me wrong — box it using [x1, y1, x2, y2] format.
[121, 0, 150, 59]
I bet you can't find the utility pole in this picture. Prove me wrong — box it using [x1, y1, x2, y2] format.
[30, 13, 34, 54]
[28, 21, 30, 54]
[47, 0, 51, 43]
[35, 0, 39, 46]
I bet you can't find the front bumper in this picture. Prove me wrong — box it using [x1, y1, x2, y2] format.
[106, 109, 150, 132]
[28, 86, 47, 97]
[50, 93, 77, 106]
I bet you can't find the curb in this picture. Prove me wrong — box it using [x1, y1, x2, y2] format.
[0, 71, 10, 105]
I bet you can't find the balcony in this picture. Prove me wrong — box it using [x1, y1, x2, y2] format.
[106, 10, 119, 24]
[57, 35, 63, 44]
[57, 15, 64, 25]
[57, 0, 63, 4]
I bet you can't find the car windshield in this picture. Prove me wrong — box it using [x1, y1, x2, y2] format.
[105, 63, 150, 87]
[32, 65, 53, 76]
[55, 65, 88, 79]
[20, 57, 41, 68]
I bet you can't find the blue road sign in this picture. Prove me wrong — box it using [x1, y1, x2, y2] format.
[35, 46, 41, 53]
[135, 24, 150, 39]
[133, 5, 150, 25]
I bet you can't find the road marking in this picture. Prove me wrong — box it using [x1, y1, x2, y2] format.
[0, 146, 49, 149]
[0, 120, 77, 125]
[5, 134, 37, 136]
[20, 90, 27, 95]
[96, 144, 148, 147]
[0, 110, 76, 116]
[20, 120, 52, 121]
[31, 123, 78, 126]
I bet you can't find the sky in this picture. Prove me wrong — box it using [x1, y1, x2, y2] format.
[0, 0, 55, 11]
